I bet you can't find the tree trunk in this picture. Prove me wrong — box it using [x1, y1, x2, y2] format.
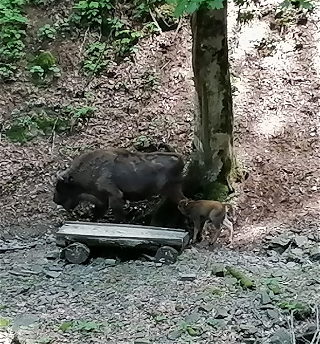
[189, 4, 234, 200]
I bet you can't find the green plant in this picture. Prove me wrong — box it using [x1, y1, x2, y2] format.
[29, 51, 60, 79]
[82, 41, 109, 75]
[38, 24, 56, 40]
[114, 29, 142, 57]
[0, 0, 28, 79]
[3, 104, 95, 143]
[59, 320, 101, 333]
[141, 70, 159, 90]
[73, 0, 115, 28]
[0, 318, 10, 328]
[278, 301, 311, 320]
[281, 0, 314, 10]
[133, 0, 166, 19]
[0, 62, 17, 79]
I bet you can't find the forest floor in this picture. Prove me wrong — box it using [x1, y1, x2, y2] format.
[1, 0, 320, 343]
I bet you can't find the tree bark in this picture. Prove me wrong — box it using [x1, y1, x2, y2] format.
[190, 3, 234, 198]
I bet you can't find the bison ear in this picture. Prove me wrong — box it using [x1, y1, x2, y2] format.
[68, 176, 74, 183]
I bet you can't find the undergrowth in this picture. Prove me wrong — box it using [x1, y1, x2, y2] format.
[0, 0, 176, 81]
[2, 103, 95, 143]
[0, 0, 28, 80]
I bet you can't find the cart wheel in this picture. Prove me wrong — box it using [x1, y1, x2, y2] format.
[155, 246, 178, 265]
[63, 242, 90, 264]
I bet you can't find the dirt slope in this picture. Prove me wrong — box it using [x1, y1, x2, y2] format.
[1, 0, 320, 249]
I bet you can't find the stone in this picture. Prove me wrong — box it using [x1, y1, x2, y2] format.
[215, 307, 229, 319]
[293, 235, 308, 247]
[155, 263, 162, 267]
[105, 259, 117, 266]
[267, 309, 279, 320]
[185, 312, 200, 323]
[46, 250, 60, 260]
[260, 304, 276, 310]
[310, 244, 320, 260]
[260, 291, 271, 305]
[225, 277, 238, 285]
[43, 269, 60, 278]
[13, 314, 39, 330]
[296, 325, 317, 343]
[167, 330, 182, 340]
[268, 235, 292, 254]
[212, 264, 226, 277]
[199, 303, 214, 312]
[179, 273, 196, 281]
[134, 341, 150, 344]
[269, 328, 291, 344]
[239, 325, 258, 335]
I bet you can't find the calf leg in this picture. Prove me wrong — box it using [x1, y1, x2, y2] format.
[96, 176, 125, 223]
[222, 217, 234, 245]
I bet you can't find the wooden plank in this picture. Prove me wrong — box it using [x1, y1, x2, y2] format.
[64, 221, 187, 233]
[56, 221, 189, 251]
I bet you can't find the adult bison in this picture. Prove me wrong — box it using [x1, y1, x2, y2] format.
[53, 148, 186, 222]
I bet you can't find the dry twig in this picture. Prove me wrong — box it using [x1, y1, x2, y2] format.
[149, 8, 162, 34]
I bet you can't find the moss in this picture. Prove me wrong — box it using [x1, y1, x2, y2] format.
[33, 51, 56, 73]
[225, 266, 255, 290]
[5, 122, 38, 143]
[278, 301, 311, 320]
[203, 181, 229, 202]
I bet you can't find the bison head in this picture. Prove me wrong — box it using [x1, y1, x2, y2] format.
[53, 170, 82, 211]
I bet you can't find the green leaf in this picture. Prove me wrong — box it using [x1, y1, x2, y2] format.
[0, 318, 10, 327]
[60, 321, 73, 332]
[185, 1, 200, 13]
[174, 0, 188, 17]
[207, 0, 225, 9]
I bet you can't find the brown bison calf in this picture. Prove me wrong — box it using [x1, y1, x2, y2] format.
[53, 148, 186, 222]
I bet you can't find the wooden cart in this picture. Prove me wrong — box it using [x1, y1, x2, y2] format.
[56, 221, 190, 265]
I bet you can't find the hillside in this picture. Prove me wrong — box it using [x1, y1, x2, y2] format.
[1, 0, 320, 343]
[1, 0, 320, 248]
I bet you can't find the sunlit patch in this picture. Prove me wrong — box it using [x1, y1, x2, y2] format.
[234, 225, 268, 244]
[255, 111, 288, 138]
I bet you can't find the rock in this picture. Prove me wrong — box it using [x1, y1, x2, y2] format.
[310, 244, 320, 260]
[43, 269, 60, 278]
[260, 291, 271, 305]
[286, 262, 297, 268]
[155, 263, 163, 267]
[284, 247, 304, 263]
[293, 235, 308, 247]
[260, 304, 276, 310]
[207, 318, 228, 328]
[185, 312, 200, 323]
[225, 277, 238, 285]
[105, 259, 117, 266]
[46, 250, 60, 260]
[179, 273, 196, 281]
[167, 330, 182, 340]
[269, 328, 291, 344]
[212, 264, 226, 277]
[239, 325, 258, 335]
[214, 307, 229, 319]
[267, 309, 279, 320]
[199, 303, 214, 312]
[296, 325, 317, 343]
[268, 235, 292, 254]
[134, 341, 150, 344]
[13, 314, 39, 330]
